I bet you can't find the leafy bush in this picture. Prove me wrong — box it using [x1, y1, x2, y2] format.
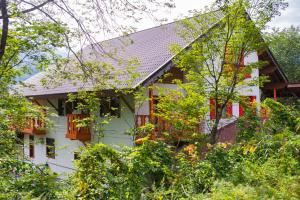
[68, 141, 172, 199]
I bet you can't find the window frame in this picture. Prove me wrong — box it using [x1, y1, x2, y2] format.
[29, 135, 34, 158]
[239, 96, 257, 117]
[100, 97, 121, 118]
[210, 99, 233, 120]
[46, 137, 55, 159]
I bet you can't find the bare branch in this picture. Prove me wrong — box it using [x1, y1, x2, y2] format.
[0, 0, 54, 19]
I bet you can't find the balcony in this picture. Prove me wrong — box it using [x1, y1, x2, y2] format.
[66, 114, 91, 142]
[22, 118, 47, 135]
[135, 115, 201, 143]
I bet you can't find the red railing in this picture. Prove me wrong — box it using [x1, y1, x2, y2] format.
[66, 114, 91, 142]
[22, 118, 46, 135]
[135, 115, 172, 131]
[135, 115, 202, 143]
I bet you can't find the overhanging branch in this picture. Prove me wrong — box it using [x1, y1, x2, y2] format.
[0, 0, 54, 19]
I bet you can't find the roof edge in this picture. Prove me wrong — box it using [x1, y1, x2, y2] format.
[134, 21, 221, 88]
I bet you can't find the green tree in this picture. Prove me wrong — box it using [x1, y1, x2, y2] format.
[267, 26, 300, 82]
[0, 0, 173, 198]
[168, 0, 287, 144]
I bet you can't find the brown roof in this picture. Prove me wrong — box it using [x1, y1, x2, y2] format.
[21, 16, 221, 97]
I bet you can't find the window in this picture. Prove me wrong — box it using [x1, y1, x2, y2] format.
[224, 46, 251, 78]
[210, 99, 233, 120]
[74, 151, 80, 160]
[239, 96, 256, 117]
[16, 132, 24, 157]
[58, 99, 65, 116]
[46, 138, 55, 159]
[65, 100, 78, 115]
[29, 135, 34, 158]
[100, 97, 120, 117]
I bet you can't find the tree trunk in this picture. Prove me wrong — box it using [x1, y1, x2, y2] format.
[210, 117, 220, 144]
[0, 0, 8, 61]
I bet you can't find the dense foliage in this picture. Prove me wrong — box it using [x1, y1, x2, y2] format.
[57, 99, 299, 199]
[0, 0, 298, 199]
[267, 26, 300, 82]
[169, 0, 287, 144]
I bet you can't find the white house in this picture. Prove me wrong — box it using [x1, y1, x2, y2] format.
[18, 16, 296, 175]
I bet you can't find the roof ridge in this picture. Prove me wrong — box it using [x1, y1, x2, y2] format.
[90, 12, 213, 46]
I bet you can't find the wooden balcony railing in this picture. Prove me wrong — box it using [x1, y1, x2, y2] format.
[22, 118, 47, 135]
[135, 115, 202, 143]
[135, 115, 151, 127]
[66, 114, 91, 142]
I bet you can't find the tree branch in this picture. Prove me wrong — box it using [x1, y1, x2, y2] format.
[0, 0, 54, 19]
[0, 0, 8, 61]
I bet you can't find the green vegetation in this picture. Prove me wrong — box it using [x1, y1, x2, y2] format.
[168, 0, 287, 144]
[2, 99, 299, 199]
[267, 26, 300, 82]
[0, 0, 299, 199]
[63, 99, 299, 199]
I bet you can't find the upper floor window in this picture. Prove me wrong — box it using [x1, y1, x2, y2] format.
[74, 151, 80, 160]
[58, 99, 89, 115]
[58, 99, 64, 116]
[210, 99, 233, 120]
[29, 135, 34, 158]
[100, 97, 120, 118]
[239, 96, 256, 117]
[46, 138, 55, 159]
[224, 46, 251, 79]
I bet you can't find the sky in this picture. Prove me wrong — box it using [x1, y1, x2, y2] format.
[135, 0, 299, 32]
[50, 0, 300, 53]
[173, 0, 299, 28]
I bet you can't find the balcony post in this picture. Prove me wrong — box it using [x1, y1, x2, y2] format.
[149, 86, 154, 122]
[273, 87, 277, 102]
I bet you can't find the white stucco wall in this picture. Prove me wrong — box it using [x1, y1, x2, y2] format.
[23, 95, 135, 175]
[202, 52, 261, 132]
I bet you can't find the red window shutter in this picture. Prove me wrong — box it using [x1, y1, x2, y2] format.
[250, 96, 257, 114]
[239, 49, 252, 78]
[226, 101, 233, 117]
[239, 102, 244, 117]
[239, 49, 245, 66]
[244, 72, 251, 78]
[210, 99, 216, 120]
[239, 96, 257, 117]
[250, 96, 256, 103]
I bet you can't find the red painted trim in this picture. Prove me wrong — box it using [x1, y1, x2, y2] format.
[210, 99, 216, 120]
[149, 87, 154, 122]
[244, 72, 252, 79]
[226, 102, 233, 117]
[273, 88, 277, 101]
[240, 49, 245, 66]
[239, 103, 244, 117]
[239, 96, 256, 117]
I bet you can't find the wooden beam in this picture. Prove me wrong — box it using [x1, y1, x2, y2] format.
[33, 99, 41, 106]
[149, 86, 154, 122]
[120, 95, 134, 113]
[273, 88, 277, 102]
[260, 65, 277, 74]
[287, 83, 300, 88]
[46, 99, 59, 113]
[264, 82, 287, 90]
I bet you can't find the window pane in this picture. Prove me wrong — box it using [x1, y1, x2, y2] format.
[29, 135, 34, 158]
[110, 97, 120, 117]
[74, 151, 80, 160]
[100, 97, 120, 117]
[46, 138, 55, 159]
